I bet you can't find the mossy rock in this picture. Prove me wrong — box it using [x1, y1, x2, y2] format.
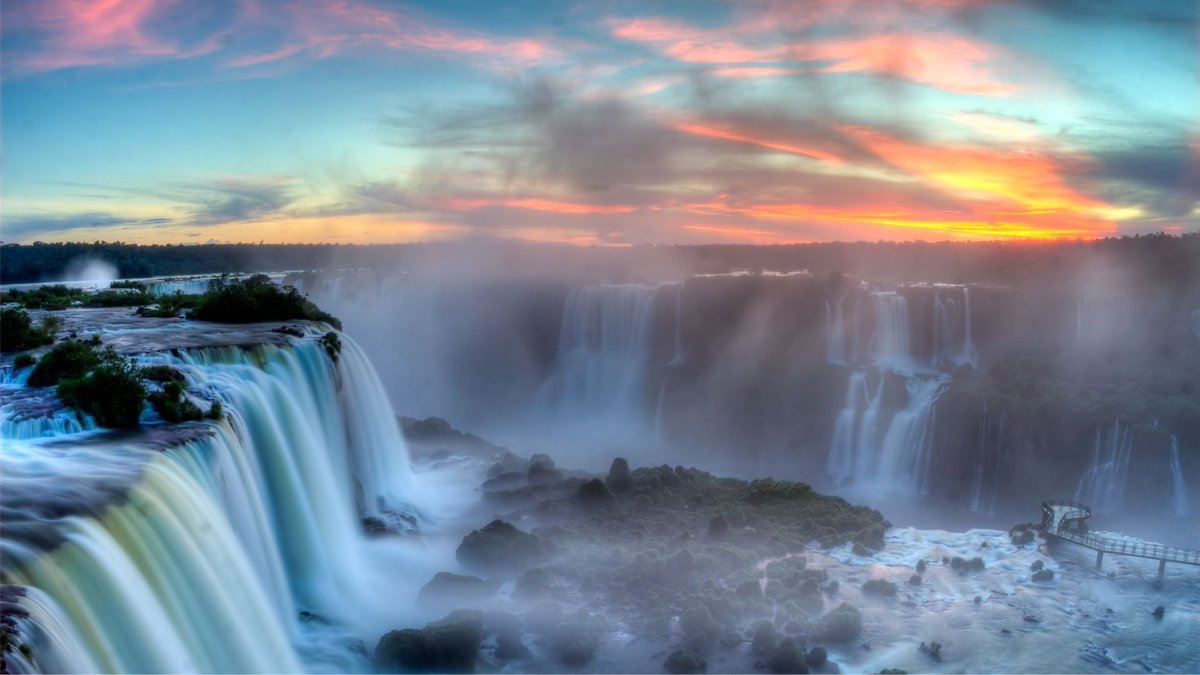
[373, 609, 484, 674]
[812, 604, 862, 643]
[456, 520, 547, 574]
[664, 648, 707, 674]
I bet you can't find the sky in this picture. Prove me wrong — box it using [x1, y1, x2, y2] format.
[1, 0, 1197, 246]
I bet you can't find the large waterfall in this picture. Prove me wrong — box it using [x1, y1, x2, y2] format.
[539, 284, 659, 439]
[1, 328, 416, 673]
[1073, 420, 1133, 515]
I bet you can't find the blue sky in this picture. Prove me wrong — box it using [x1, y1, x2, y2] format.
[2, 0, 1196, 245]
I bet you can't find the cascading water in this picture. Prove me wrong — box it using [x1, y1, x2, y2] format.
[539, 284, 658, 437]
[1169, 435, 1190, 517]
[147, 278, 213, 297]
[869, 292, 914, 373]
[968, 410, 1005, 514]
[959, 287, 978, 368]
[669, 282, 685, 366]
[930, 291, 951, 368]
[1, 328, 418, 673]
[825, 294, 848, 366]
[826, 290, 948, 495]
[1073, 421, 1132, 515]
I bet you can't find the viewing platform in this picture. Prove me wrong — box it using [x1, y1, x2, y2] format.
[1041, 500, 1200, 575]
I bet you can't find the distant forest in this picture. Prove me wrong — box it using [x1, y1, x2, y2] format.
[2, 234, 1198, 290]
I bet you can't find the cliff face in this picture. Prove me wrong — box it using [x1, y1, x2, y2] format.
[307, 270, 1199, 524]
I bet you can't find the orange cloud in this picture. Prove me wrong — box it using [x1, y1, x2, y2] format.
[844, 126, 1109, 215]
[444, 197, 637, 215]
[673, 120, 843, 164]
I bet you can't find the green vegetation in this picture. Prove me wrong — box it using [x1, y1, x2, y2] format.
[320, 331, 342, 362]
[136, 291, 200, 318]
[0, 308, 58, 352]
[207, 400, 224, 420]
[57, 347, 146, 428]
[28, 341, 101, 386]
[189, 274, 341, 329]
[141, 365, 186, 383]
[109, 280, 147, 291]
[0, 284, 151, 310]
[13, 354, 36, 369]
[148, 380, 203, 423]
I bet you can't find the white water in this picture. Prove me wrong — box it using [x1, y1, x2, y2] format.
[825, 294, 848, 366]
[969, 410, 1005, 515]
[1, 329, 419, 673]
[539, 284, 658, 438]
[1073, 421, 1133, 516]
[1169, 435, 1190, 517]
[669, 282, 685, 366]
[960, 287, 978, 368]
[870, 292, 915, 373]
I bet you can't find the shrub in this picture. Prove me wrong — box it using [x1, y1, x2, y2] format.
[1, 309, 57, 352]
[13, 354, 36, 369]
[320, 331, 342, 362]
[148, 380, 203, 423]
[189, 274, 342, 329]
[28, 341, 100, 386]
[207, 400, 224, 420]
[57, 348, 146, 428]
[142, 365, 186, 383]
[137, 291, 201, 318]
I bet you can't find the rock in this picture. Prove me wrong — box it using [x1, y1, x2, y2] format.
[664, 648, 708, 674]
[862, 579, 897, 597]
[606, 457, 633, 493]
[719, 632, 744, 648]
[805, 646, 827, 667]
[574, 478, 616, 509]
[751, 620, 781, 656]
[681, 605, 718, 639]
[907, 574, 922, 586]
[456, 520, 546, 574]
[919, 641, 942, 662]
[1009, 523, 1036, 546]
[915, 559, 927, 573]
[797, 579, 824, 615]
[766, 637, 808, 673]
[528, 461, 561, 485]
[812, 604, 862, 643]
[852, 543, 871, 557]
[548, 619, 602, 666]
[1032, 569, 1054, 582]
[879, 670, 907, 674]
[1152, 606, 1165, 619]
[708, 514, 729, 538]
[494, 628, 526, 660]
[736, 579, 763, 598]
[373, 609, 484, 674]
[514, 567, 553, 600]
[416, 572, 497, 609]
[968, 557, 985, 571]
[1030, 560, 1044, 572]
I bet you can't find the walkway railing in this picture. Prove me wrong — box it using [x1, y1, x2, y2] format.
[1040, 500, 1200, 570]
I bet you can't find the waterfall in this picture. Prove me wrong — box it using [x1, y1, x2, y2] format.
[825, 294, 848, 366]
[147, 278, 212, 297]
[968, 410, 1005, 514]
[670, 282, 685, 366]
[874, 377, 946, 493]
[1073, 421, 1133, 515]
[826, 371, 868, 485]
[870, 292, 914, 373]
[1169, 435, 1190, 517]
[1, 330, 416, 672]
[540, 284, 658, 435]
[959, 287, 978, 368]
[930, 291, 951, 368]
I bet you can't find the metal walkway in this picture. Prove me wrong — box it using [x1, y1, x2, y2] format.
[1041, 500, 1200, 574]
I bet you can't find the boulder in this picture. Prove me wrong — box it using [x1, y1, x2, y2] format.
[1031, 569, 1054, 582]
[416, 572, 498, 609]
[663, 648, 708, 674]
[707, 514, 729, 538]
[606, 457, 633, 493]
[766, 637, 808, 674]
[374, 610, 484, 674]
[812, 604, 862, 643]
[456, 520, 546, 574]
[574, 478, 616, 509]
[861, 579, 897, 597]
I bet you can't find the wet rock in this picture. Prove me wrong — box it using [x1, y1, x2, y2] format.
[548, 618, 602, 666]
[919, 640, 942, 662]
[766, 637, 808, 673]
[606, 457, 632, 493]
[664, 648, 708, 674]
[805, 646, 827, 667]
[416, 572, 498, 609]
[907, 574, 922, 587]
[812, 604, 862, 643]
[915, 559, 927, 574]
[708, 514, 729, 538]
[1030, 559, 1044, 572]
[514, 567, 553, 600]
[681, 605, 718, 639]
[861, 579, 897, 597]
[373, 609, 484, 674]
[1032, 569, 1054, 582]
[736, 579, 763, 598]
[574, 478, 616, 509]
[752, 620, 781, 656]
[1009, 523, 1037, 546]
[456, 520, 547, 574]
[1152, 606, 1165, 619]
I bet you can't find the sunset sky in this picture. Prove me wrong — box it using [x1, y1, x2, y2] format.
[2, 0, 1197, 245]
